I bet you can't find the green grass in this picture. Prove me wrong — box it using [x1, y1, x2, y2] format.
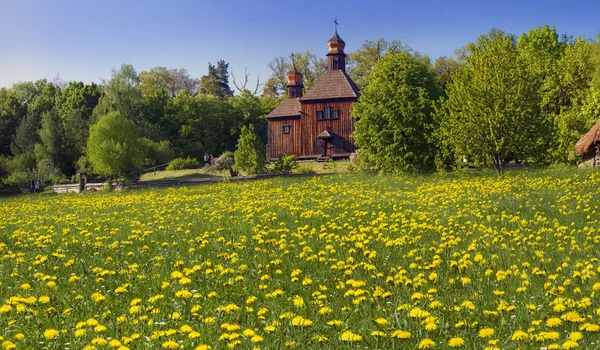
[139, 160, 351, 182]
[1, 168, 600, 349]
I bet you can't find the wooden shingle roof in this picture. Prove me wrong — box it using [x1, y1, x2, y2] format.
[265, 98, 301, 119]
[300, 70, 360, 101]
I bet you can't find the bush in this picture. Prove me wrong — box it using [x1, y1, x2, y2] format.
[294, 165, 315, 174]
[213, 152, 238, 177]
[166, 157, 200, 171]
[272, 155, 299, 175]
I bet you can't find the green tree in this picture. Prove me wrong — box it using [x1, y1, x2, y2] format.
[170, 92, 240, 157]
[56, 81, 103, 173]
[347, 39, 411, 90]
[438, 29, 547, 172]
[234, 124, 266, 174]
[139, 67, 199, 97]
[0, 88, 25, 157]
[92, 64, 142, 124]
[432, 56, 464, 95]
[265, 51, 327, 97]
[353, 52, 440, 172]
[541, 38, 600, 162]
[87, 112, 146, 179]
[198, 60, 233, 98]
[229, 90, 269, 144]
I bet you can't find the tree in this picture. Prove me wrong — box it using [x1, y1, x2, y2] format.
[56, 81, 102, 173]
[347, 39, 411, 90]
[139, 67, 199, 97]
[432, 56, 464, 95]
[437, 29, 548, 172]
[234, 124, 266, 174]
[169, 92, 240, 157]
[198, 60, 233, 99]
[0, 88, 25, 157]
[92, 64, 142, 124]
[265, 51, 327, 97]
[353, 52, 440, 173]
[87, 112, 146, 179]
[229, 90, 269, 144]
[540, 37, 600, 162]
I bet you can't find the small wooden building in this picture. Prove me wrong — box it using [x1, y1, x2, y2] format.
[266, 31, 360, 161]
[576, 120, 600, 167]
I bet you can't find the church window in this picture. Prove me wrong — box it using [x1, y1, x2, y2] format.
[317, 111, 323, 120]
[283, 124, 291, 134]
[290, 89, 296, 98]
[332, 109, 339, 119]
[332, 59, 338, 70]
[324, 106, 331, 119]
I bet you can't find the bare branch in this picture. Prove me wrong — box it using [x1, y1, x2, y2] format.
[231, 67, 263, 96]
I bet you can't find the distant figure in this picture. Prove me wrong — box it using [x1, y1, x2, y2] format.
[34, 180, 41, 193]
[30, 180, 35, 193]
[204, 153, 209, 167]
[210, 154, 214, 166]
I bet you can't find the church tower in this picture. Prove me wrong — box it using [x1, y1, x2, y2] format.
[327, 31, 346, 72]
[286, 67, 303, 98]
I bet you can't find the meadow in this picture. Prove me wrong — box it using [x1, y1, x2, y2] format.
[1, 169, 600, 349]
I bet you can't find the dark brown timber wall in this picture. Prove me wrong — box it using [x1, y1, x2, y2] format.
[267, 116, 301, 159]
[300, 98, 357, 157]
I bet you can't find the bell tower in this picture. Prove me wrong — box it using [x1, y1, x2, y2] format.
[327, 30, 346, 72]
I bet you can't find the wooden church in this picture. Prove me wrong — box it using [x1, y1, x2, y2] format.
[266, 31, 360, 160]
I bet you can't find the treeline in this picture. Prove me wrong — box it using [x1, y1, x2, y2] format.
[1, 25, 599, 185]
[354, 26, 600, 173]
[0, 60, 280, 184]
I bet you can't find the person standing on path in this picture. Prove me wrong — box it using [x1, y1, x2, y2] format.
[34, 180, 41, 193]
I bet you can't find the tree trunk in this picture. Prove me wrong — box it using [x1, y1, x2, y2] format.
[493, 155, 505, 175]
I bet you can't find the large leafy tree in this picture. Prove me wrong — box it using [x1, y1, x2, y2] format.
[87, 112, 146, 179]
[438, 29, 548, 172]
[169, 92, 240, 157]
[347, 38, 411, 90]
[353, 52, 440, 172]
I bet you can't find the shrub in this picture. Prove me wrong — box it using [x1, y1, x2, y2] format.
[272, 155, 299, 175]
[294, 165, 315, 174]
[166, 157, 200, 171]
[213, 152, 238, 177]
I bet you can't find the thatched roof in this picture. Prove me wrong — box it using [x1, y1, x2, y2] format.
[576, 119, 600, 154]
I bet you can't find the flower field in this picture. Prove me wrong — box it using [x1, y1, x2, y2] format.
[1, 170, 600, 349]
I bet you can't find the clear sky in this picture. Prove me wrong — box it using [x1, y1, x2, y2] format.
[1, 0, 599, 89]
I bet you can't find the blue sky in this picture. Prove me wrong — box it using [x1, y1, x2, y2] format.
[1, 0, 599, 89]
